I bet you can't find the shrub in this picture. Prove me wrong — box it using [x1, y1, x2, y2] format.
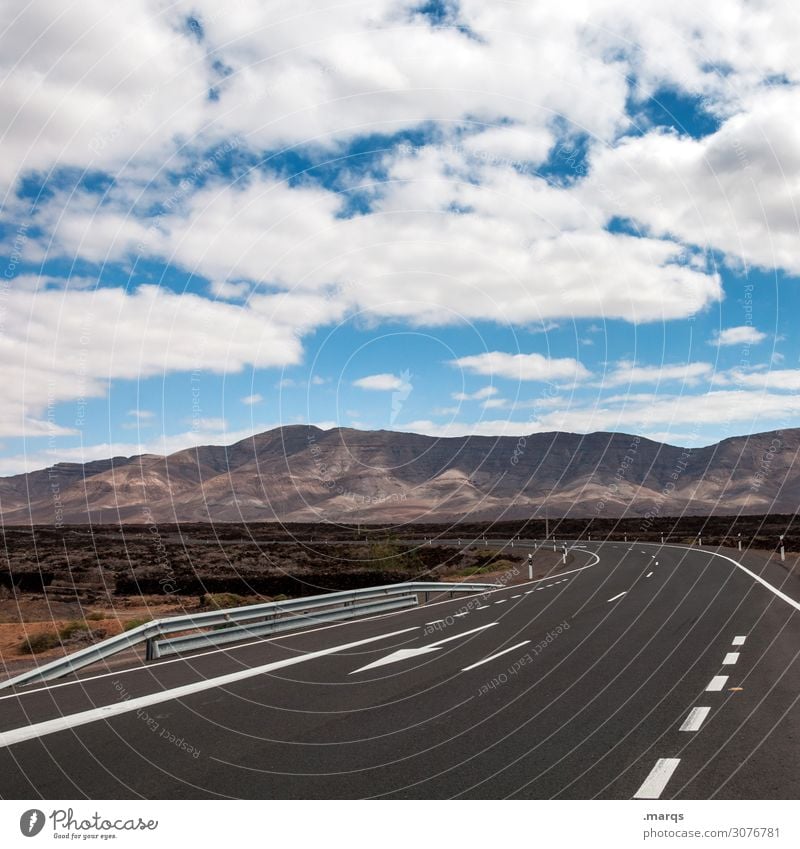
[18, 631, 59, 654]
[202, 592, 247, 609]
[123, 617, 152, 631]
[58, 620, 88, 639]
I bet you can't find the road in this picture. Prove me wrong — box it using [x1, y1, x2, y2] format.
[0, 541, 798, 799]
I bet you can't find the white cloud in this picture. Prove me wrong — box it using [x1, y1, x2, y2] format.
[452, 386, 498, 401]
[715, 368, 800, 391]
[600, 360, 714, 387]
[583, 86, 800, 276]
[405, 386, 800, 441]
[241, 394, 264, 405]
[354, 373, 411, 391]
[0, 284, 304, 437]
[713, 326, 768, 346]
[127, 409, 155, 420]
[452, 351, 590, 382]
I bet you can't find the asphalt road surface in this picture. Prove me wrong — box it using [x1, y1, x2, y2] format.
[0, 541, 798, 799]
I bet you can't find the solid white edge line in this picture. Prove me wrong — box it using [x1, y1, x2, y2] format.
[633, 758, 681, 799]
[607, 591, 627, 603]
[722, 652, 740, 665]
[0, 626, 419, 749]
[461, 641, 530, 672]
[679, 706, 711, 732]
[706, 675, 728, 692]
[732, 635, 746, 646]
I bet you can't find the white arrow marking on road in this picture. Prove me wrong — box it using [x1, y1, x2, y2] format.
[0, 626, 421, 749]
[349, 623, 497, 674]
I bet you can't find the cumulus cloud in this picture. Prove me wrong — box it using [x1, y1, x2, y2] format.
[241, 394, 264, 405]
[354, 373, 411, 391]
[452, 352, 590, 382]
[600, 360, 715, 387]
[713, 326, 768, 346]
[452, 386, 498, 401]
[3, 0, 800, 452]
[0, 284, 304, 437]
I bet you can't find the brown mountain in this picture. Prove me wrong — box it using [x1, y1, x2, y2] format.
[0, 426, 797, 524]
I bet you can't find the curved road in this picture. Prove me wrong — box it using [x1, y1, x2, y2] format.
[0, 541, 798, 799]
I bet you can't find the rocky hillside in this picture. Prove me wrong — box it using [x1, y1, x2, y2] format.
[0, 426, 797, 523]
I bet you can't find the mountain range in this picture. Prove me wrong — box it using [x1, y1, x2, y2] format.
[0, 426, 797, 524]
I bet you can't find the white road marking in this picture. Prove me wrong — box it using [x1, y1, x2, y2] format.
[633, 758, 681, 799]
[461, 641, 531, 672]
[679, 547, 800, 614]
[350, 623, 498, 674]
[722, 652, 740, 665]
[645, 572, 653, 578]
[476, 605, 490, 610]
[524, 591, 534, 595]
[607, 591, 627, 603]
[495, 599, 508, 604]
[511, 594, 522, 599]
[453, 612, 468, 618]
[680, 706, 711, 732]
[0, 627, 420, 749]
[546, 584, 553, 588]
[706, 675, 728, 692]
[732, 635, 746, 646]
[425, 620, 445, 626]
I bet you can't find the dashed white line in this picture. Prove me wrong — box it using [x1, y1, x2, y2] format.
[425, 620, 445, 626]
[722, 652, 740, 665]
[453, 612, 468, 618]
[680, 706, 711, 732]
[607, 591, 627, 603]
[706, 675, 728, 692]
[645, 571, 653, 578]
[511, 594, 522, 599]
[633, 758, 681, 799]
[732, 635, 746, 646]
[524, 591, 534, 595]
[476, 605, 490, 610]
[494, 599, 508, 605]
[461, 641, 531, 672]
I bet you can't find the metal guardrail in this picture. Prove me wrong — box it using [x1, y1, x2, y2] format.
[0, 580, 499, 691]
[153, 594, 418, 658]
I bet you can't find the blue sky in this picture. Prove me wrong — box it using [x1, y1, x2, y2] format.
[1, 1, 799, 474]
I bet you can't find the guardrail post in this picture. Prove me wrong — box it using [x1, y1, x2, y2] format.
[145, 636, 159, 662]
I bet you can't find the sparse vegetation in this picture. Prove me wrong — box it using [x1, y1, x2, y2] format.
[201, 592, 248, 609]
[18, 631, 59, 654]
[123, 617, 152, 631]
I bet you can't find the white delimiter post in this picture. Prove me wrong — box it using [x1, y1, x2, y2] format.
[528, 553, 533, 580]
[738, 533, 742, 552]
[780, 535, 785, 562]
